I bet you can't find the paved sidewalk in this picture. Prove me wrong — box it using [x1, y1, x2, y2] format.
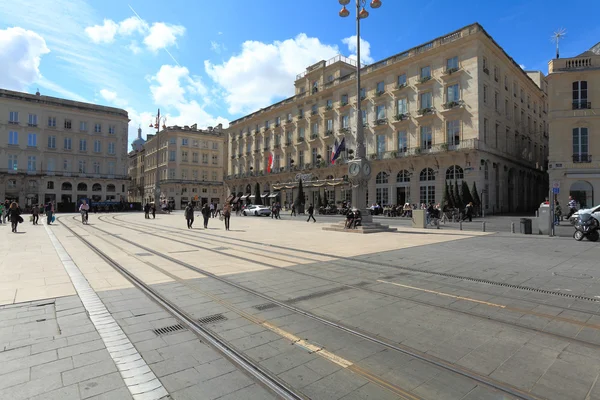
[0, 220, 76, 305]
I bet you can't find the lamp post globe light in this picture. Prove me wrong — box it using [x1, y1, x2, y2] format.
[339, 0, 382, 224]
[149, 109, 167, 206]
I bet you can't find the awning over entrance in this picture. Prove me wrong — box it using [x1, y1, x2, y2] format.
[260, 193, 269, 198]
[231, 197, 239, 203]
[240, 194, 250, 200]
[268, 192, 280, 198]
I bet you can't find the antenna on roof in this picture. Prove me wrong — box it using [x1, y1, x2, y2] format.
[551, 28, 566, 59]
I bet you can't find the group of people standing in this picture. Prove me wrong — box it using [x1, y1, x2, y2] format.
[184, 202, 232, 231]
[143, 203, 156, 219]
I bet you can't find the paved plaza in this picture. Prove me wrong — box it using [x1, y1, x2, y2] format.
[1, 211, 600, 399]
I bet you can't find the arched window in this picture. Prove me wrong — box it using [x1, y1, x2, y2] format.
[419, 168, 435, 181]
[92, 183, 102, 192]
[326, 175, 334, 180]
[376, 172, 389, 184]
[445, 165, 464, 181]
[106, 184, 116, 192]
[396, 170, 410, 183]
[77, 183, 88, 192]
[61, 182, 72, 191]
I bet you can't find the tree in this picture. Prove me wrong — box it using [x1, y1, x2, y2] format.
[471, 182, 481, 208]
[461, 181, 474, 206]
[442, 181, 452, 210]
[254, 182, 262, 205]
[453, 180, 463, 210]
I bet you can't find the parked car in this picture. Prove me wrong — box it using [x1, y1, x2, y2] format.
[570, 204, 600, 225]
[243, 205, 271, 216]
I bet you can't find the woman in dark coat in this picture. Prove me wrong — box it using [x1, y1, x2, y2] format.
[184, 204, 194, 229]
[201, 203, 211, 229]
[9, 202, 21, 233]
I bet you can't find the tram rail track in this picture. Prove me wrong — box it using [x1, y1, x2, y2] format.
[111, 215, 600, 317]
[65, 215, 546, 400]
[101, 215, 600, 350]
[56, 216, 308, 400]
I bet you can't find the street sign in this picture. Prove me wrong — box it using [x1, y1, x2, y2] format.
[552, 181, 560, 189]
[553, 187, 560, 194]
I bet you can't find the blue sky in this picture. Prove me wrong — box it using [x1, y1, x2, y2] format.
[1, 0, 598, 146]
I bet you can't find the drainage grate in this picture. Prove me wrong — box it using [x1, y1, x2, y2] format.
[152, 324, 185, 336]
[288, 286, 353, 303]
[254, 303, 279, 311]
[134, 253, 153, 257]
[198, 313, 228, 324]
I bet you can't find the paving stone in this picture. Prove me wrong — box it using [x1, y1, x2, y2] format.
[160, 367, 203, 392]
[132, 337, 169, 352]
[78, 371, 126, 399]
[66, 331, 102, 346]
[30, 337, 68, 354]
[194, 357, 237, 381]
[277, 363, 324, 389]
[215, 384, 278, 400]
[72, 349, 112, 368]
[259, 347, 315, 374]
[302, 368, 369, 400]
[63, 359, 118, 386]
[0, 372, 63, 400]
[29, 384, 81, 400]
[339, 382, 403, 400]
[0, 344, 31, 361]
[58, 339, 106, 359]
[86, 386, 133, 400]
[0, 349, 57, 375]
[150, 354, 201, 377]
[0, 368, 30, 390]
[31, 357, 74, 379]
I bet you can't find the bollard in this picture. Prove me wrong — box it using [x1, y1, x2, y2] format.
[511, 222, 515, 233]
[459, 221, 463, 231]
[482, 221, 486, 232]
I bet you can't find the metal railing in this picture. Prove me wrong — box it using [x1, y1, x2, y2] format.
[573, 154, 592, 163]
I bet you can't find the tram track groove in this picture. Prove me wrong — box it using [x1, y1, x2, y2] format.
[112, 215, 600, 303]
[110, 215, 600, 319]
[64, 217, 422, 400]
[80, 215, 545, 400]
[56, 217, 308, 400]
[100, 215, 600, 350]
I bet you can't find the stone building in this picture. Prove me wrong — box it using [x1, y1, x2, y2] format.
[142, 124, 226, 209]
[225, 23, 549, 213]
[127, 126, 146, 203]
[547, 43, 600, 208]
[0, 88, 129, 209]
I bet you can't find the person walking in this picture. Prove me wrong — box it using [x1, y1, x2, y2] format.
[32, 203, 39, 225]
[45, 201, 54, 225]
[555, 200, 562, 226]
[462, 202, 473, 222]
[201, 203, 211, 228]
[306, 204, 316, 223]
[0, 202, 4, 225]
[3, 200, 9, 224]
[184, 203, 194, 229]
[223, 202, 232, 231]
[9, 202, 21, 233]
[210, 202, 215, 218]
[275, 202, 281, 219]
[151, 204, 156, 219]
[144, 203, 150, 219]
[567, 196, 577, 218]
[290, 203, 296, 217]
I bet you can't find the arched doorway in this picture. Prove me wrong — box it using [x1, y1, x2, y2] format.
[375, 171, 389, 206]
[570, 181, 593, 209]
[419, 168, 436, 205]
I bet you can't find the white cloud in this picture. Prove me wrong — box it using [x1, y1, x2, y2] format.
[85, 19, 119, 43]
[99, 88, 129, 108]
[38, 77, 87, 102]
[128, 40, 142, 54]
[205, 34, 340, 114]
[0, 27, 50, 91]
[210, 41, 226, 54]
[519, 64, 526, 69]
[342, 35, 374, 64]
[143, 23, 185, 52]
[118, 16, 146, 36]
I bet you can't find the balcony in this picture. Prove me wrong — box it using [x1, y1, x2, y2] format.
[441, 100, 464, 111]
[310, 110, 318, 118]
[325, 130, 333, 137]
[393, 113, 410, 123]
[339, 127, 350, 134]
[263, 147, 270, 151]
[549, 56, 598, 73]
[297, 137, 305, 143]
[254, 149, 259, 154]
[325, 105, 333, 112]
[417, 76, 433, 85]
[285, 141, 292, 147]
[273, 144, 281, 149]
[393, 83, 408, 92]
[253, 129, 260, 135]
[309, 134, 318, 141]
[246, 151, 251, 156]
[230, 155, 235, 160]
[573, 101, 592, 110]
[416, 107, 435, 117]
[573, 154, 592, 163]
[441, 67, 461, 77]
[373, 119, 388, 129]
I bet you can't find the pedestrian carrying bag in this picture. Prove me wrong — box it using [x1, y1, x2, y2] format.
[219, 215, 224, 221]
[52, 216, 56, 223]
[18, 216, 24, 224]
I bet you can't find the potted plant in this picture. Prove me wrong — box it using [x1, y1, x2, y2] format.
[419, 76, 432, 84]
[440, 143, 449, 151]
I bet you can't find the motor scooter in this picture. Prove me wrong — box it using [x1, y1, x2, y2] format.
[573, 213, 599, 241]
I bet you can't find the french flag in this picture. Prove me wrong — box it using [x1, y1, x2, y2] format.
[267, 152, 274, 173]
[331, 137, 346, 164]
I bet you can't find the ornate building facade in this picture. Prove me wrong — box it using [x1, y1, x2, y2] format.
[547, 43, 600, 208]
[0, 89, 129, 208]
[142, 124, 226, 208]
[225, 24, 549, 213]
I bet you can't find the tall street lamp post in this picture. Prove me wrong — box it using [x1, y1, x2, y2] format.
[149, 109, 166, 205]
[339, 0, 381, 223]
